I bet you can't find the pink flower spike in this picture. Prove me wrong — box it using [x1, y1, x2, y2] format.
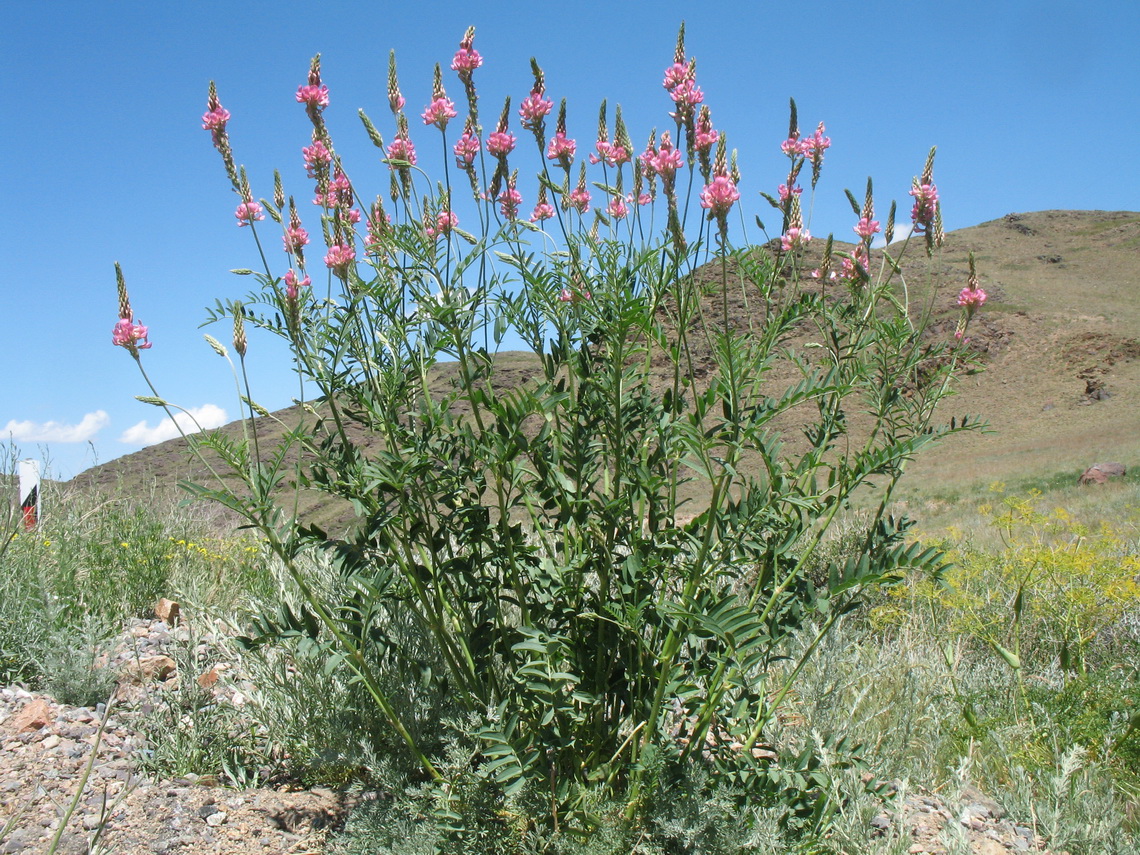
[853, 217, 881, 239]
[386, 136, 417, 167]
[112, 318, 151, 351]
[780, 226, 811, 252]
[421, 96, 457, 130]
[957, 286, 987, 310]
[295, 84, 330, 109]
[568, 186, 591, 213]
[607, 195, 629, 220]
[559, 288, 591, 304]
[324, 243, 356, 274]
[662, 62, 689, 90]
[652, 133, 683, 177]
[427, 210, 458, 238]
[201, 105, 230, 132]
[777, 183, 802, 202]
[453, 129, 481, 167]
[283, 224, 310, 253]
[546, 132, 576, 167]
[530, 201, 556, 222]
[451, 47, 482, 75]
[698, 175, 740, 216]
[780, 136, 803, 157]
[910, 182, 939, 232]
[283, 268, 311, 299]
[637, 193, 652, 206]
[487, 130, 516, 157]
[302, 139, 332, 177]
[235, 200, 264, 227]
[519, 90, 553, 128]
[498, 186, 523, 220]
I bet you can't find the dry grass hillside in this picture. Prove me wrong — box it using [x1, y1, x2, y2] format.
[70, 209, 1139, 530]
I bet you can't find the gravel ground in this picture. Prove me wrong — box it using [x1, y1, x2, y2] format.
[0, 606, 1062, 855]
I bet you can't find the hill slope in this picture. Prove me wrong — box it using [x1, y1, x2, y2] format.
[70, 210, 1139, 527]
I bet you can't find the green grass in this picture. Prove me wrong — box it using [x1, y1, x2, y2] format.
[3, 477, 1137, 852]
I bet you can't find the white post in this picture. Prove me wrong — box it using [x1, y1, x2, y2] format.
[17, 459, 40, 530]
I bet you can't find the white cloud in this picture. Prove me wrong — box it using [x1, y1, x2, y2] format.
[119, 404, 228, 446]
[872, 224, 914, 249]
[3, 411, 110, 443]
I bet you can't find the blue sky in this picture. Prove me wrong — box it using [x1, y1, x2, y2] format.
[5, 0, 1138, 480]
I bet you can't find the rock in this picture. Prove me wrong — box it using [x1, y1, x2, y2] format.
[1079, 462, 1127, 485]
[8, 699, 52, 734]
[154, 598, 181, 624]
[205, 810, 228, 827]
[197, 668, 221, 690]
[123, 655, 177, 683]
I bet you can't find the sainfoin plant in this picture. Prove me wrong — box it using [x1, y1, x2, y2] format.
[115, 24, 986, 845]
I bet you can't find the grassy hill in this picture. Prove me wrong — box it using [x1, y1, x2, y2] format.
[68, 209, 1139, 532]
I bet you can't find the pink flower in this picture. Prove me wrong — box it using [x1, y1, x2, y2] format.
[558, 288, 591, 303]
[653, 133, 683, 177]
[519, 90, 553, 128]
[694, 112, 718, 153]
[957, 286, 987, 310]
[530, 201, 556, 222]
[295, 84, 330, 109]
[453, 129, 481, 167]
[201, 105, 230, 133]
[498, 186, 522, 220]
[637, 193, 652, 206]
[668, 79, 703, 118]
[607, 195, 629, 220]
[426, 209, 458, 238]
[662, 62, 689, 90]
[112, 318, 151, 350]
[302, 139, 332, 177]
[235, 200, 264, 226]
[451, 47, 482, 75]
[805, 122, 830, 158]
[781, 135, 812, 157]
[777, 183, 802, 202]
[568, 186, 591, 213]
[780, 226, 811, 252]
[699, 176, 740, 216]
[853, 217, 881, 238]
[283, 224, 310, 253]
[421, 96, 457, 130]
[386, 136, 417, 167]
[546, 132, 576, 167]
[910, 182, 939, 232]
[284, 268, 311, 300]
[487, 130, 516, 157]
[315, 171, 353, 208]
[345, 208, 361, 224]
[324, 243, 356, 273]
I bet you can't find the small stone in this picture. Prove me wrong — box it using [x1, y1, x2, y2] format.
[205, 810, 228, 827]
[40, 735, 61, 750]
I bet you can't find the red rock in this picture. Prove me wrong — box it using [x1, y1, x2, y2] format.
[9, 699, 52, 734]
[154, 598, 181, 624]
[124, 655, 177, 683]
